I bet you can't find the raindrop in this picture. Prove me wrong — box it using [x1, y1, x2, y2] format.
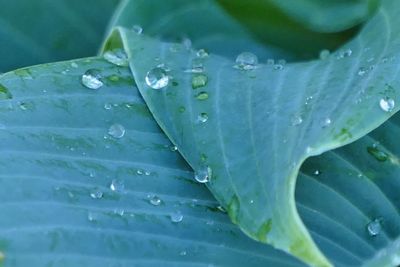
[367, 145, 389, 162]
[196, 49, 209, 58]
[336, 49, 353, 59]
[321, 118, 332, 128]
[137, 169, 144, 175]
[367, 218, 382, 236]
[192, 74, 208, 89]
[110, 179, 125, 192]
[170, 211, 184, 223]
[132, 24, 143, 34]
[170, 145, 178, 152]
[145, 67, 169, 89]
[314, 170, 320, 176]
[291, 115, 303, 126]
[104, 103, 112, 110]
[149, 195, 162, 206]
[319, 49, 330, 60]
[234, 52, 258, 70]
[194, 166, 212, 183]
[108, 123, 126, 138]
[81, 69, 103, 90]
[90, 188, 103, 199]
[103, 49, 128, 66]
[379, 97, 395, 113]
[145, 171, 151, 176]
[197, 113, 208, 123]
[196, 92, 209, 100]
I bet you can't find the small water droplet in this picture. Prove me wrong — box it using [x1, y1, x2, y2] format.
[81, 69, 103, 90]
[137, 169, 144, 175]
[291, 115, 303, 126]
[132, 24, 143, 34]
[319, 49, 330, 60]
[367, 144, 389, 162]
[170, 211, 183, 223]
[170, 145, 178, 152]
[179, 250, 187, 256]
[103, 49, 128, 66]
[104, 103, 112, 110]
[90, 188, 103, 199]
[110, 179, 125, 192]
[87, 211, 98, 222]
[336, 49, 353, 59]
[108, 124, 126, 138]
[367, 218, 382, 236]
[196, 49, 209, 58]
[197, 113, 208, 123]
[358, 67, 368, 76]
[114, 208, 125, 216]
[234, 52, 258, 70]
[196, 92, 209, 100]
[144, 171, 151, 176]
[314, 170, 320, 176]
[379, 97, 395, 112]
[273, 64, 284, 71]
[149, 195, 162, 206]
[321, 118, 331, 128]
[71, 62, 78, 68]
[194, 166, 212, 183]
[145, 67, 169, 89]
[191, 74, 208, 89]
[19, 102, 29, 111]
[89, 170, 96, 178]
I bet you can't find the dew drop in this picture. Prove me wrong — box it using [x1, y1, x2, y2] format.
[145, 67, 169, 89]
[149, 195, 162, 206]
[367, 145, 389, 162]
[291, 115, 303, 126]
[132, 24, 143, 34]
[314, 170, 320, 176]
[379, 97, 395, 113]
[108, 123, 126, 138]
[196, 92, 209, 100]
[110, 179, 125, 192]
[234, 52, 258, 70]
[197, 113, 208, 123]
[196, 49, 209, 58]
[319, 49, 330, 60]
[192, 74, 208, 89]
[170, 211, 183, 223]
[103, 49, 128, 66]
[81, 69, 103, 90]
[90, 188, 103, 199]
[367, 218, 382, 236]
[194, 166, 212, 183]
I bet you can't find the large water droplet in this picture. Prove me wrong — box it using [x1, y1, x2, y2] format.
[90, 188, 103, 199]
[379, 97, 395, 112]
[196, 92, 209, 100]
[110, 179, 125, 192]
[132, 25, 143, 34]
[108, 124, 126, 138]
[234, 52, 258, 70]
[145, 67, 169, 89]
[194, 166, 212, 183]
[367, 218, 382, 236]
[170, 211, 183, 223]
[192, 74, 208, 89]
[103, 49, 128, 66]
[0, 84, 12, 99]
[81, 69, 103, 90]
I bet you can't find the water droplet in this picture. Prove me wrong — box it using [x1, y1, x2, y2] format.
[192, 74, 208, 89]
[87, 211, 98, 222]
[273, 64, 284, 71]
[81, 69, 103, 90]
[196, 92, 209, 100]
[0, 84, 12, 99]
[170, 211, 183, 223]
[170, 145, 178, 152]
[104, 103, 112, 110]
[234, 52, 258, 70]
[145, 171, 151, 176]
[71, 62, 78, 68]
[108, 124, 126, 138]
[145, 67, 169, 89]
[185, 60, 204, 73]
[367, 145, 389, 162]
[110, 179, 125, 192]
[103, 49, 128, 66]
[319, 49, 330, 60]
[194, 166, 212, 183]
[358, 67, 368, 76]
[19, 102, 29, 111]
[178, 106, 186, 113]
[197, 113, 208, 123]
[137, 169, 144, 175]
[291, 115, 303, 126]
[90, 188, 103, 199]
[379, 97, 395, 112]
[314, 170, 320, 176]
[336, 49, 352, 59]
[179, 250, 187, 256]
[149, 195, 162, 206]
[321, 118, 331, 128]
[114, 208, 125, 216]
[88, 170, 96, 178]
[196, 49, 209, 58]
[367, 218, 382, 236]
[132, 24, 143, 34]
[182, 37, 192, 50]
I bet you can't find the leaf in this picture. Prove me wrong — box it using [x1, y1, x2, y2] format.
[112, 0, 400, 265]
[218, 0, 380, 33]
[0, 0, 120, 72]
[0, 58, 305, 267]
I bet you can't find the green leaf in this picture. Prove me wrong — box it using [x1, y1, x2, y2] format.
[0, 58, 305, 267]
[0, 0, 120, 72]
[218, 0, 380, 33]
[112, 0, 400, 265]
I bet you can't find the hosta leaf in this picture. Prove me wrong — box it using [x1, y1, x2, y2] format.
[111, 0, 400, 265]
[0, 0, 119, 72]
[218, 0, 380, 33]
[0, 58, 305, 267]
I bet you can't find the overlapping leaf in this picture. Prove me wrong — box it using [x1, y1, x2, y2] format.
[112, 0, 400, 265]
